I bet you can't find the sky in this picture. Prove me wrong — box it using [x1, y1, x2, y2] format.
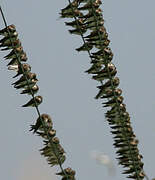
[0, 0, 155, 180]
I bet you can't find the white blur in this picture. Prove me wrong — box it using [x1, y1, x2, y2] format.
[90, 150, 116, 176]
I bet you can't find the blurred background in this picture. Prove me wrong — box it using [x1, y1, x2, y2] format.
[0, 0, 155, 179]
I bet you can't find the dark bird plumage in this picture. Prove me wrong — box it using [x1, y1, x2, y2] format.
[60, 9, 83, 18]
[4, 46, 23, 60]
[14, 79, 38, 89]
[7, 53, 27, 66]
[92, 63, 117, 81]
[76, 42, 93, 52]
[12, 72, 37, 85]
[30, 114, 53, 133]
[101, 88, 122, 98]
[36, 129, 56, 139]
[0, 36, 18, 47]
[65, 18, 84, 28]
[103, 96, 124, 107]
[0, 24, 16, 37]
[78, 0, 102, 11]
[85, 61, 103, 74]
[0, 39, 21, 51]
[8, 63, 31, 78]
[61, 0, 79, 14]
[84, 26, 107, 39]
[20, 84, 39, 95]
[95, 77, 120, 99]
[69, 26, 87, 35]
[22, 95, 42, 107]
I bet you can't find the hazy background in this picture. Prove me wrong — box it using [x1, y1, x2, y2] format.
[0, 0, 155, 180]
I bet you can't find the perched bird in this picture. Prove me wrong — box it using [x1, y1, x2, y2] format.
[91, 47, 113, 62]
[0, 39, 21, 51]
[61, 0, 79, 14]
[84, 27, 107, 39]
[89, 40, 110, 49]
[103, 96, 124, 107]
[69, 26, 87, 35]
[12, 72, 37, 86]
[78, 0, 102, 11]
[84, 20, 104, 30]
[7, 53, 27, 66]
[0, 24, 16, 37]
[95, 77, 120, 99]
[76, 42, 93, 52]
[79, 0, 97, 3]
[86, 37, 110, 48]
[30, 113, 52, 133]
[86, 36, 105, 43]
[104, 47, 113, 56]
[36, 129, 56, 139]
[56, 167, 76, 179]
[109, 103, 126, 115]
[65, 18, 84, 28]
[20, 84, 39, 95]
[93, 63, 115, 74]
[60, 9, 83, 18]
[85, 61, 103, 74]
[22, 95, 42, 107]
[4, 46, 23, 60]
[0, 36, 18, 47]
[8, 63, 31, 78]
[81, 8, 102, 22]
[14, 78, 38, 89]
[101, 88, 122, 99]
[92, 63, 117, 81]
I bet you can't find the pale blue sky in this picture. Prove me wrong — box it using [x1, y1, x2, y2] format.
[0, 0, 155, 180]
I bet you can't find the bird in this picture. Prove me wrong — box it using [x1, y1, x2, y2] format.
[22, 95, 42, 107]
[78, 0, 94, 3]
[0, 39, 21, 51]
[92, 63, 117, 81]
[93, 63, 115, 74]
[85, 61, 103, 74]
[56, 167, 76, 177]
[81, 8, 103, 22]
[14, 78, 38, 89]
[110, 103, 126, 114]
[84, 26, 107, 39]
[65, 18, 84, 28]
[0, 24, 16, 37]
[84, 20, 104, 30]
[4, 46, 23, 60]
[60, 9, 83, 18]
[86, 38, 110, 48]
[91, 47, 113, 63]
[30, 113, 52, 133]
[95, 77, 120, 99]
[8, 63, 31, 78]
[12, 72, 37, 86]
[69, 26, 87, 35]
[101, 88, 122, 99]
[78, 0, 102, 11]
[36, 129, 56, 139]
[103, 96, 124, 107]
[76, 42, 93, 52]
[20, 84, 39, 95]
[7, 53, 27, 66]
[61, 0, 79, 14]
